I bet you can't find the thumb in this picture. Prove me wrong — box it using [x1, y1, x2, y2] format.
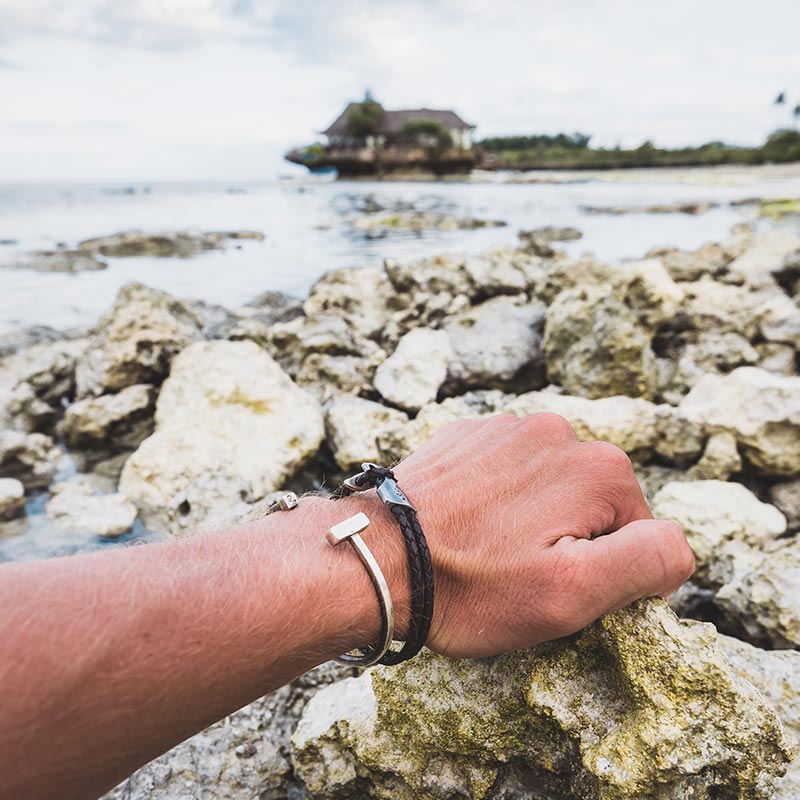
[571, 518, 695, 620]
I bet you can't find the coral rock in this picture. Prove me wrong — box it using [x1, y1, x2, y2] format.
[292, 600, 792, 799]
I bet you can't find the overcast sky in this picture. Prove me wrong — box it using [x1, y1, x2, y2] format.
[1, 0, 799, 181]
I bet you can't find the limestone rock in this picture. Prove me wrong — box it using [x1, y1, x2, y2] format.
[647, 241, 729, 282]
[756, 342, 798, 376]
[353, 212, 505, 235]
[657, 331, 759, 404]
[718, 635, 800, 798]
[304, 266, 400, 340]
[0, 430, 60, 489]
[295, 351, 386, 403]
[679, 367, 800, 476]
[0, 477, 25, 521]
[47, 479, 137, 538]
[291, 600, 792, 800]
[543, 287, 658, 400]
[119, 340, 324, 534]
[384, 253, 474, 298]
[679, 279, 764, 340]
[6, 248, 106, 272]
[326, 396, 409, 472]
[269, 312, 384, 379]
[686, 431, 742, 480]
[79, 229, 264, 259]
[0, 338, 88, 431]
[543, 256, 683, 328]
[651, 480, 786, 587]
[373, 329, 453, 413]
[106, 662, 350, 800]
[505, 390, 661, 457]
[726, 227, 800, 287]
[770, 479, 800, 533]
[59, 384, 155, 452]
[75, 283, 203, 398]
[443, 295, 546, 391]
[758, 291, 800, 348]
[715, 537, 800, 649]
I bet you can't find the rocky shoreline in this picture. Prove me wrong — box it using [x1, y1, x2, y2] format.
[1, 220, 799, 798]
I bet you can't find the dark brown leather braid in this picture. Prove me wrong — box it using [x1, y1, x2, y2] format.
[330, 465, 434, 665]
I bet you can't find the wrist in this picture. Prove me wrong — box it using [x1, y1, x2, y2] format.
[299, 494, 412, 647]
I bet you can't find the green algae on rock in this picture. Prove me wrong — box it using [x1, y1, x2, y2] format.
[291, 600, 792, 799]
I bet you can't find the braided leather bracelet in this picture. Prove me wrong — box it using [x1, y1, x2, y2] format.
[331, 463, 434, 666]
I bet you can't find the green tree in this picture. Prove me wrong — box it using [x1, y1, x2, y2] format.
[345, 100, 384, 138]
[402, 118, 453, 157]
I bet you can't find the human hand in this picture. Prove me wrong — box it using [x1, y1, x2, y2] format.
[392, 413, 695, 658]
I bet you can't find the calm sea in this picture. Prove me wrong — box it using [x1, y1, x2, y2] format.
[2, 169, 798, 336]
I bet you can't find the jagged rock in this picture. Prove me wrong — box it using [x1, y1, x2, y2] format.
[78, 229, 264, 259]
[46, 479, 137, 538]
[0, 478, 25, 521]
[304, 267, 401, 340]
[543, 257, 683, 329]
[239, 290, 304, 325]
[377, 391, 508, 463]
[291, 600, 792, 800]
[756, 342, 797, 376]
[382, 291, 471, 346]
[443, 296, 546, 391]
[58, 384, 155, 454]
[384, 253, 474, 298]
[119, 340, 324, 534]
[373, 329, 453, 413]
[504, 390, 703, 463]
[106, 662, 351, 800]
[518, 226, 582, 256]
[269, 313, 384, 378]
[295, 352, 386, 402]
[460, 248, 537, 296]
[543, 287, 658, 400]
[716, 537, 800, 649]
[652, 479, 799, 648]
[657, 331, 760, 404]
[651, 480, 786, 587]
[726, 227, 800, 287]
[75, 283, 204, 398]
[758, 291, 800, 348]
[647, 241, 730, 282]
[0, 338, 88, 431]
[679, 367, 800, 476]
[718, 635, 800, 798]
[770, 479, 800, 533]
[686, 431, 742, 480]
[353, 212, 505, 235]
[678, 279, 764, 340]
[0, 430, 60, 489]
[326, 396, 408, 472]
[4, 249, 106, 272]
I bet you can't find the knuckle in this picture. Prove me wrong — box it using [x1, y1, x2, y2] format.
[489, 412, 520, 426]
[661, 521, 696, 580]
[526, 411, 576, 440]
[584, 441, 633, 476]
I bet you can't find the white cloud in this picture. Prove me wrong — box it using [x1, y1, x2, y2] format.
[0, 0, 798, 179]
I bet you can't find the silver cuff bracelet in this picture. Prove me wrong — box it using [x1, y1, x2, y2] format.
[327, 512, 395, 667]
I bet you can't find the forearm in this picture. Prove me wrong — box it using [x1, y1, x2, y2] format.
[0, 494, 408, 800]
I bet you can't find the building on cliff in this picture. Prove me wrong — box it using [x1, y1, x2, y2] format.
[285, 94, 477, 177]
